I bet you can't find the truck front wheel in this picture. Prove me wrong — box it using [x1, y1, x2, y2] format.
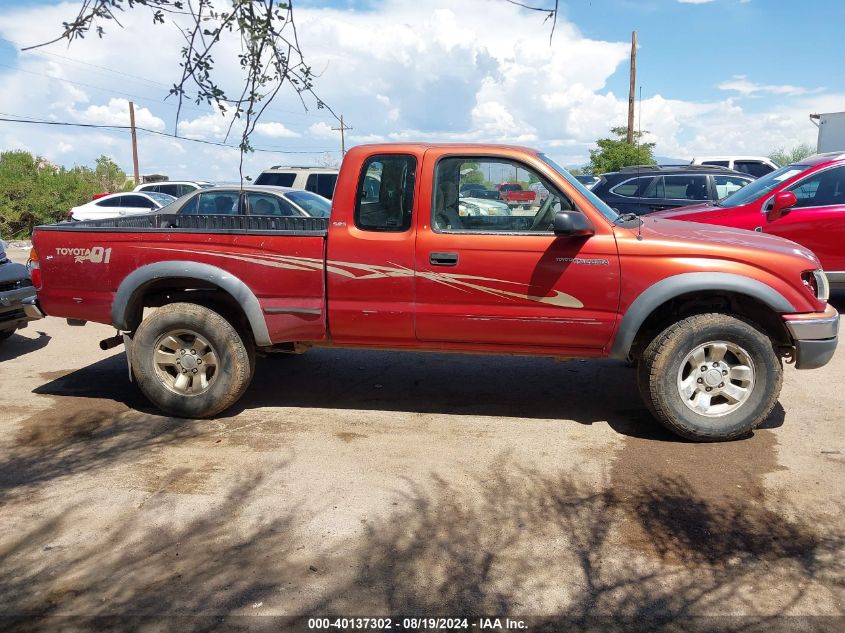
[637, 313, 782, 441]
[131, 302, 254, 418]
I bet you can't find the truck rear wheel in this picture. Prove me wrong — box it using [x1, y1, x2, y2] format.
[130, 302, 254, 418]
[637, 313, 782, 441]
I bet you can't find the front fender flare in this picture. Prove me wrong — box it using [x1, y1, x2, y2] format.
[112, 260, 272, 346]
[609, 272, 796, 360]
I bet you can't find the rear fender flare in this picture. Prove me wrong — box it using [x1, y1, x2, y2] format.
[609, 272, 796, 359]
[112, 261, 272, 346]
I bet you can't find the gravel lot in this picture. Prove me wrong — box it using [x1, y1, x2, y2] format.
[1, 247, 843, 631]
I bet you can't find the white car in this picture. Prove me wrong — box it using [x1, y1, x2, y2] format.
[134, 180, 213, 198]
[69, 191, 176, 221]
[459, 197, 512, 217]
[690, 156, 779, 178]
[254, 166, 339, 199]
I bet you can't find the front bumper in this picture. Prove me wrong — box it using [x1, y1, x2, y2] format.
[0, 260, 40, 332]
[783, 305, 840, 370]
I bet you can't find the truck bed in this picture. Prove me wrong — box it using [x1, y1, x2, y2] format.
[33, 214, 329, 345]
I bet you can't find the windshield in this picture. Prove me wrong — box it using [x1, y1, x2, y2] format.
[539, 154, 619, 222]
[716, 164, 809, 208]
[146, 191, 177, 206]
[286, 190, 331, 218]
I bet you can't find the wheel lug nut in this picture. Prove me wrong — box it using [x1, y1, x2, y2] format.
[697, 378, 703, 384]
[713, 363, 719, 367]
[701, 366, 707, 372]
[719, 383, 724, 388]
[191, 349, 196, 355]
[705, 387, 712, 392]
[722, 370, 728, 376]
[192, 368, 198, 373]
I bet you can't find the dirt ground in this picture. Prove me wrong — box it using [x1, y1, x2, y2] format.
[1, 247, 843, 632]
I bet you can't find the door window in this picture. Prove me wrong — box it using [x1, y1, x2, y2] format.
[714, 175, 751, 199]
[96, 196, 125, 207]
[609, 176, 654, 197]
[432, 157, 575, 233]
[788, 166, 845, 208]
[660, 175, 708, 200]
[122, 195, 157, 209]
[735, 161, 774, 178]
[354, 155, 416, 232]
[156, 183, 181, 197]
[246, 192, 299, 216]
[305, 173, 338, 199]
[180, 191, 241, 215]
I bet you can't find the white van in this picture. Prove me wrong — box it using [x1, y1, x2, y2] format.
[690, 156, 779, 178]
[254, 167, 339, 199]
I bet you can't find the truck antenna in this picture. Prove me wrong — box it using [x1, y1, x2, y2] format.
[636, 85, 644, 240]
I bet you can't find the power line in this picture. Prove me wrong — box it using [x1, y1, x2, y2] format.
[0, 115, 337, 154]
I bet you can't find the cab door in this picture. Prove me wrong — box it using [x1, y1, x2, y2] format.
[414, 153, 621, 351]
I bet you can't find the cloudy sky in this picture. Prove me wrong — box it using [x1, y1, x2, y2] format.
[0, 0, 842, 181]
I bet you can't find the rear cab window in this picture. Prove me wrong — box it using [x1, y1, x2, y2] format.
[354, 155, 417, 232]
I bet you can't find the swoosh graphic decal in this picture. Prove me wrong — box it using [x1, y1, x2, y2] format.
[132, 247, 583, 309]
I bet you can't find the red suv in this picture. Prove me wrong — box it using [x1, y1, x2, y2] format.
[655, 152, 845, 290]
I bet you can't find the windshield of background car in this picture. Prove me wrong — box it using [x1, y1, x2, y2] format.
[539, 154, 619, 222]
[716, 164, 809, 208]
[286, 191, 332, 217]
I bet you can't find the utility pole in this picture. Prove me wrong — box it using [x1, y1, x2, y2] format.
[626, 31, 637, 145]
[129, 100, 140, 184]
[331, 114, 352, 156]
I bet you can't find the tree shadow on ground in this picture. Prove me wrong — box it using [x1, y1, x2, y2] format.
[33, 349, 785, 442]
[2, 463, 841, 632]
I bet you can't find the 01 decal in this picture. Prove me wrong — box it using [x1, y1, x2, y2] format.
[135, 247, 585, 309]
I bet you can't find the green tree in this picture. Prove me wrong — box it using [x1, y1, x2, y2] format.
[93, 155, 131, 192]
[769, 143, 815, 168]
[586, 126, 656, 175]
[0, 151, 117, 238]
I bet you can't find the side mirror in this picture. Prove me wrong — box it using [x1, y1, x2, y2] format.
[767, 191, 797, 221]
[553, 211, 595, 237]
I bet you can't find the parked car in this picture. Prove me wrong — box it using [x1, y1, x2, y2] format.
[496, 182, 536, 205]
[158, 185, 331, 218]
[134, 181, 213, 198]
[30, 143, 837, 441]
[575, 175, 601, 189]
[459, 183, 501, 200]
[0, 237, 40, 344]
[254, 166, 339, 199]
[591, 165, 755, 216]
[68, 191, 177, 221]
[690, 156, 779, 178]
[654, 152, 845, 289]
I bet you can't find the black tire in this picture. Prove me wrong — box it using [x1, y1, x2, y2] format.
[130, 302, 254, 418]
[637, 313, 782, 442]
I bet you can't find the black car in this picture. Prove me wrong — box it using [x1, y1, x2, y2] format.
[459, 183, 500, 200]
[590, 165, 755, 216]
[0, 237, 39, 345]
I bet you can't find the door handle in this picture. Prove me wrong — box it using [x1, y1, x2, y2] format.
[429, 252, 459, 266]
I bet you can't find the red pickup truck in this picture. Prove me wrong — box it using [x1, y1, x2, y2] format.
[496, 182, 537, 206]
[29, 143, 839, 441]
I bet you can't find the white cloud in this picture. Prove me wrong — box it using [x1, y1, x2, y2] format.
[71, 97, 166, 131]
[719, 75, 810, 97]
[254, 121, 300, 138]
[0, 0, 830, 179]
